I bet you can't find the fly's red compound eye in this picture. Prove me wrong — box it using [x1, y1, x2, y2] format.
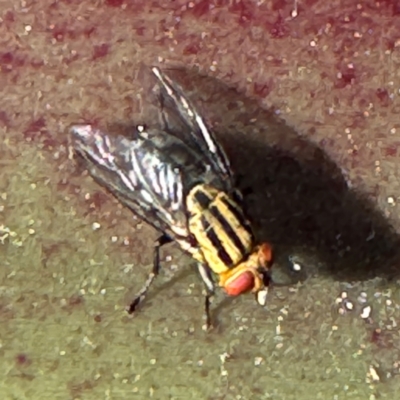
[224, 271, 255, 296]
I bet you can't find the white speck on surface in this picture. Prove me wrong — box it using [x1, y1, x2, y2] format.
[368, 365, 380, 382]
[344, 300, 354, 311]
[360, 305, 372, 319]
[387, 196, 395, 205]
[254, 357, 263, 366]
[92, 222, 101, 230]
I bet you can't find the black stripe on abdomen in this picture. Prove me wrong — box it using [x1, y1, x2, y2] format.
[193, 189, 212, 209]
[200, 215, 233, 267]
[209, 204, 248, 257]
[221, 197, 253, 240]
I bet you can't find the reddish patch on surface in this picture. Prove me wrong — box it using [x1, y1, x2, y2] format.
[15, 354, 32, 366]
[84, 26, 96, 38]
[393, 2, 400, 15]
[335, 66, 356, 89]
[30, 58, 45, 69]
[24, 117, 47, 141]
[270, 15, 289, 39]
[371, 328, 394, 348]
[0, 111, 10, 128]
[253, 81, 272, 98]
[190, 0, 211, 17]
[23, 117, 58, 148]
[0, 52, 25, 72]
[229, 0, 255, 26]
[375, 88, 390, 106]
[135, 26, 146, 36]
[271, 0, 291, 11]
[105, 0, 124, 6]
[92, 44, 110, 60]
[183, 40, 202, 56]
[63, 52, 80, 65]
[4, 10, 15, 23]
[49, 24, 96, 42]
[384, 145, 398, 157]
[87, 191, 111, 210]
[51, 25, 67, 42]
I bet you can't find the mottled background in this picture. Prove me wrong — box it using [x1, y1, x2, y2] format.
[1, 0, 400, 399]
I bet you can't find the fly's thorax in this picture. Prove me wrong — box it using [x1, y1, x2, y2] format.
[186, 184, 254, 275]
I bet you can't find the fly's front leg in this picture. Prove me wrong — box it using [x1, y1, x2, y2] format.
[127, 233, 172, 314]
[197, 263, 215, 330]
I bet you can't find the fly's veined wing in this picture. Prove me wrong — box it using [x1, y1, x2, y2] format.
[148, 67, 235, 193]
[70, 124, 207, 240]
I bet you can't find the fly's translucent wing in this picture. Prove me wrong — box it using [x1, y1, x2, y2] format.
[149, 67, 235, 193]
[70, 124, 208, 241]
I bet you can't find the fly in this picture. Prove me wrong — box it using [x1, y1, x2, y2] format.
[70, 66, 273, 328]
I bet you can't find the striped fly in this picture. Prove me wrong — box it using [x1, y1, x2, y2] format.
[70, 66, 273, 327]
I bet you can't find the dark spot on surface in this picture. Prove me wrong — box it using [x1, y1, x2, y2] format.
[190, 0, 211, 17]
[4, 10, 14, 23]
[24, 117, 47, 141]
[68, 296, 84, 307]
[0, 51, 25, 72]
[229, 0, 254, 26]
[384, 145, 398, 157]
[135, 26, 146, 36]
[183, 41, 201, 56]
[253, 82, 272, 98]
[376, 88, 390, 106]
[335, 66, 356, 88]
[94, 314, 102, 323]
[105, 0, 124, 6]
[0, 111, 10, 128]
[88, 191, 111, 210]
[92, 44, 110, 60]
[23, 117, 58, 149]
[68, 379, 96, 399]
[270, 15, 289, 39]
[51, 25, 67, 42]
[84, 26, 96, 38]
[15, 354, 31, 366]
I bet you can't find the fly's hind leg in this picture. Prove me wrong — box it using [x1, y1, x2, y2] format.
[127, 233, 172, 314]
[197, 263, 215, 330]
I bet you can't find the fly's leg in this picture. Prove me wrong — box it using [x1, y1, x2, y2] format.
[197, 263, 215, 329]
[127, 233, 172, 314]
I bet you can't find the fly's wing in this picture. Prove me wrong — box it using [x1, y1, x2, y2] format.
[70, 124, 203, 241]
[149, 67, 235, 193]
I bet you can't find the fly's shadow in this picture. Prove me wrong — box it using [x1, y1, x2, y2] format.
[136, 66, 400, 286]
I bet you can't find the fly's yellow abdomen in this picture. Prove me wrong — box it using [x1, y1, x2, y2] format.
[187, 184, 254, 274]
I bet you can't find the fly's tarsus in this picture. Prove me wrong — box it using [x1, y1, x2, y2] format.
[127, 234, 172, 314]
[204, 293, 213, 330]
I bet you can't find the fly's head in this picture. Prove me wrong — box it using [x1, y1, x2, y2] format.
[218, 243, 273, 306]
